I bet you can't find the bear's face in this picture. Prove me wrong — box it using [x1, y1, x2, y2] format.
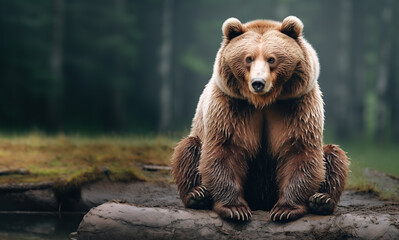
[214, 16, 319, 108]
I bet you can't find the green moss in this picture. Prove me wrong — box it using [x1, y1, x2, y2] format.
[0, 133, 176, 186]
[346, 170, 378, 193]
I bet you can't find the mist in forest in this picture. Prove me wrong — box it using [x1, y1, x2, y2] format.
[0, 0, 398, 143]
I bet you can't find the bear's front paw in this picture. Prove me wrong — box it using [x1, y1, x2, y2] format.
[214, 201, 252, 221]
[308, 193, 336, 215]
[270, 203, 307, 222]
[185, 186, 212, 209]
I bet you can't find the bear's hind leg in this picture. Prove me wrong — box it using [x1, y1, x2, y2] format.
[308, 144, 350, 214]
[172, 136, 212, 209]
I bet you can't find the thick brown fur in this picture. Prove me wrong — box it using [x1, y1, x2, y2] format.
[172, 16, 350, 222]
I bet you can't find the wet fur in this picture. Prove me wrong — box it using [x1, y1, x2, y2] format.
[172, 16, 350, 222]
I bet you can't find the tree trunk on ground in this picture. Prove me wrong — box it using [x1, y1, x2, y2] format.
[77, 203, 399, 240]
[159, 0, 173, 133]
[48, 0, 65, 131]
[375, 0, 393, 144]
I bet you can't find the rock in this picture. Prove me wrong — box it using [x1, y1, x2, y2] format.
[363, 168, 399, 199]
[0, 189, 58, 211]
[77, 202, 399, 240]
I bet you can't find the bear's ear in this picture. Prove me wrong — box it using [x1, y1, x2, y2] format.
[280, 16, 303, 39]
[222, 17, 246, 41]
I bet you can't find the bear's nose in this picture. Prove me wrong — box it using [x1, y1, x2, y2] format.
[251, 78, 266, 92]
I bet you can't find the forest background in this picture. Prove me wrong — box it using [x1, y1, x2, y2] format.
[0, 0, 398, 178]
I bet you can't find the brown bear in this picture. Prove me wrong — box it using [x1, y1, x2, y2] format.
[172, 16, 350, 222]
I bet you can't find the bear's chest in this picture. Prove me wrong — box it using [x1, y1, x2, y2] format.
[264, 100, 297, 156]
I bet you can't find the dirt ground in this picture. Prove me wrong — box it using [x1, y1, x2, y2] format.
[80, 181, 399, 216]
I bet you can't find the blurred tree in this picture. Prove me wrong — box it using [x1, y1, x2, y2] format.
[388, 0, 399, 142]
[62, 0, 141, 133]
[48, 0, 65, 131]
[375, 0, 393, 143]
[0, 0, 53, 130]
[159, 0, 173, 133]
[334, 0, 353, 139]
[351, 0, 366, 138]
[109, 0, 128, 132]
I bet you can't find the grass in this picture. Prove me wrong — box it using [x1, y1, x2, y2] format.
[342, 142, 399, 177]
[0, 133, 397, 199]
[0, 133, 176, 186]
[339, 141, 399, 199]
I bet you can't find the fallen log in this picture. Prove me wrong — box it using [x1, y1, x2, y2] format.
[77, 202, 399, 240]
[0, 168, 30, 176]
[142, 164, 172, 171]
[0, 182, 54, 193]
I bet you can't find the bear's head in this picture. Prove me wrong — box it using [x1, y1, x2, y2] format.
[213, 16, 320, 107]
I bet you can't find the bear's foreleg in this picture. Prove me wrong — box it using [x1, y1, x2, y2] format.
[200, 144, 252, 221]
[308, 144, 350, 214]
[172, 136, 212, 209]
[271, 147, 325, 222]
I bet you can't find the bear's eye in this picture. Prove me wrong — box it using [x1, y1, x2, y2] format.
[245, 56, 253, 64]
[267, 57, 275, 64]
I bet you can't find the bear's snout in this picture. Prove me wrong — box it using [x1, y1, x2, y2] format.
[251, 78, 266, 92]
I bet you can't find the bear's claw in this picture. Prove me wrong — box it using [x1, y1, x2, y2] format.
[186, 185, 211, 209]
[214, 203, 252, 221]
[270, 204, 307, 222]
[308, 192, 335, 214]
